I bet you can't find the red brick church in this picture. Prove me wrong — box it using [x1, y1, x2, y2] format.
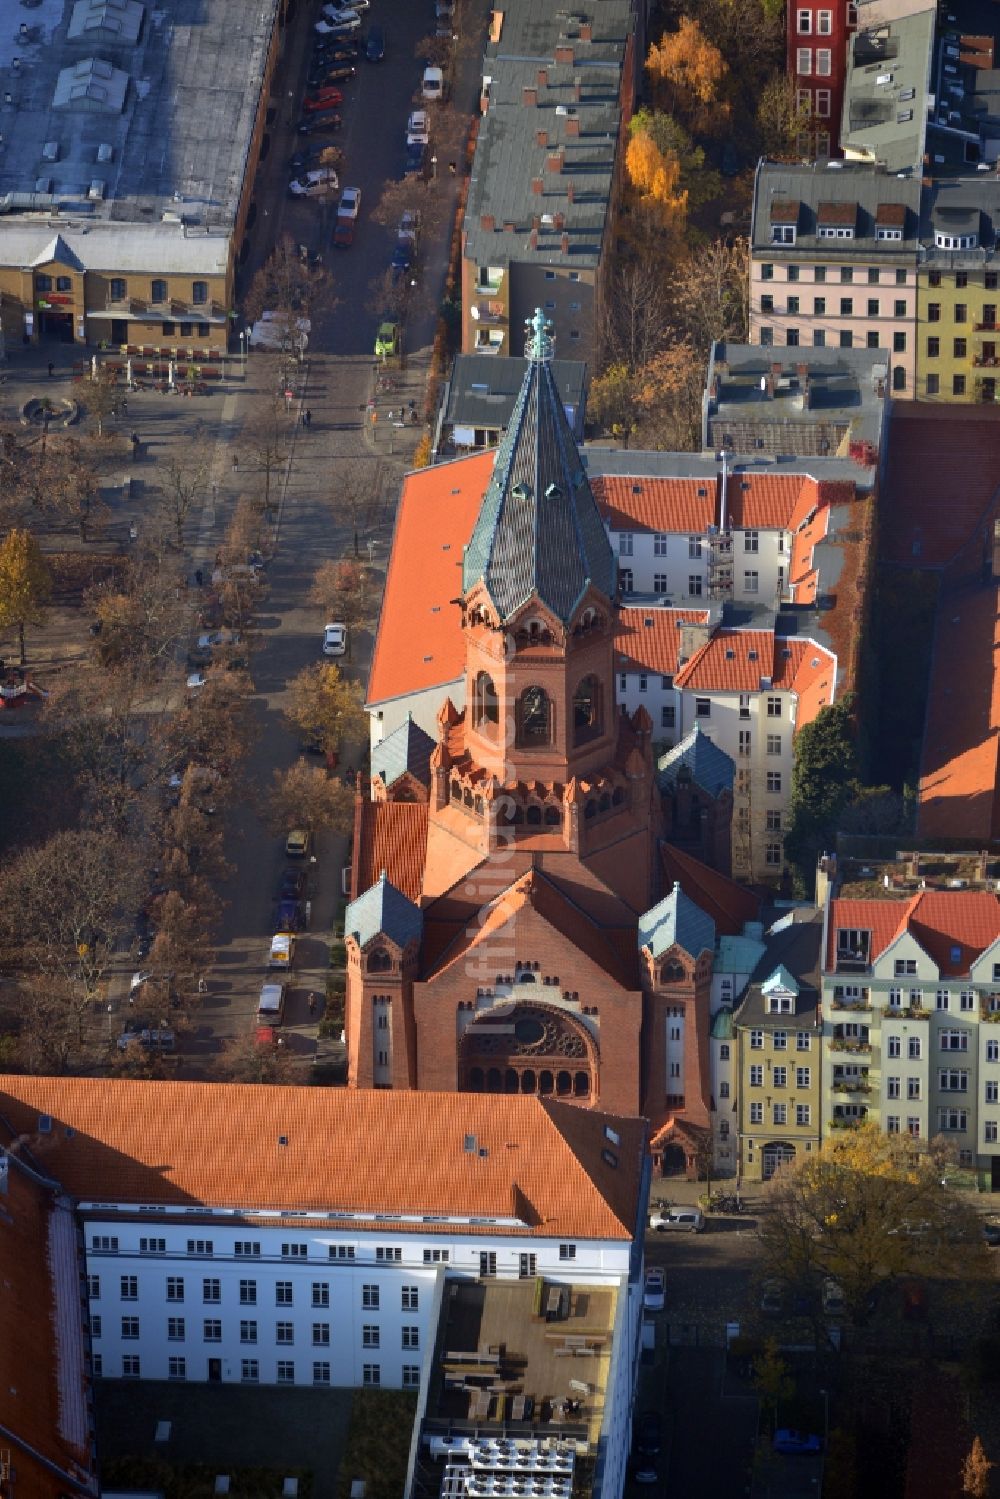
[345, 312, 751, 1169]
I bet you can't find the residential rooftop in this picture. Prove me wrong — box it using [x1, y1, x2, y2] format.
[463, 0, 633, 271]
[751, 161, 921, 257]
[0, 0, 275, 273]
[841, 0, 937, 174]
[733, 907, 824, 1029]
[918, 177, 1000, 267]
[440, 353, 588, 444]
[833, 848, 1000, 898]
[0, 1078, 647, 1241]
[702, 342, 889, 458]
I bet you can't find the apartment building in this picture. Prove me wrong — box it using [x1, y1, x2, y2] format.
[788, 0, 858, 156]
[461, 0, 642, 368]
[750, 163, 921, 393]
[735, 909, 824, 1182]
[916, 181, 1000, 402]
[0, 1076, 648, 1478]
[0, 0, 288, 356]
[839, 0, 936, 174]
[821, 885, 1000, 1185]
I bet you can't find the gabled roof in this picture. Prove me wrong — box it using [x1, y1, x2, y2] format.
[616, 607, 710, 678]
[658, 723, 736, 797]
[639, 880, 716, 962]
[675, 631, 837, 728]
[594, 475, 717, 534]
[32, 234, 85, 272]
[826, 891, 1000, 975]
[0, 1078, 647, 1242]
[353, 800, 428, 904]
[371, 715, 436, 790]
[367, 452, 489, 707]
[345, 871, 423, 951]
[462, 317, 616, 622]
[659, 843, 761, 936]
[761, 963, 799, 996]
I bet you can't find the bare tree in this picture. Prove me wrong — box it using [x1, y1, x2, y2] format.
[160, 453, 209, 548]
[85, 366, 121, 439]
[600, 262, 674, 372]
[263, 761, 355, 838]
[242, 234, 336, 338]
[670, 238, 750, 354]
[220, 1030, 300, 1084]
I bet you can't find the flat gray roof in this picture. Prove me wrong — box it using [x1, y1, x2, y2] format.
[841, 0, 936, 173]
[0, 0, 277, 266]
[752, 161, 921, 256]
[464, 0, 633, 269]
[704, 342, 888, 453]
[443, 352, 587, 431]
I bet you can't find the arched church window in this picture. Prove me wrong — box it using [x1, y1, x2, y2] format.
[472, 671, 499, 736]
[517, 686, 551, 746]
[526, 804, 542, 825]
[584, 800, 597, 819]
[544, 805, 560, 825]
[368, 949, 392, 973]
[573, 675, 601, 745]
[661, 960, 685, 983]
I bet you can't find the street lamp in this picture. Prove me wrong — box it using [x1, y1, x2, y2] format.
[430, 154, 438, 179]
[819, 1388, 829, 1444]
[239, 329, 247, 373]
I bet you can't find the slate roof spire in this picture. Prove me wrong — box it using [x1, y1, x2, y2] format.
[462, 309, 616, 623]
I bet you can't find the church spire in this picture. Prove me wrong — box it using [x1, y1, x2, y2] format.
[462, 309, 615, 623]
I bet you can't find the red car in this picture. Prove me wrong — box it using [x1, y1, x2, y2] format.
[333, 216, 355, 248]
[304, 86, 344, 111]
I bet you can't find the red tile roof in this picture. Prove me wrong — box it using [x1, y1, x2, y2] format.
[593, 476, 717, 535]
[354, 799, 429, 904]
[367, 452, 490, 707]
[726, 473, 811, 531]
[0, 1078, 646, 1242]
[674, 630, 836, 726]
[918, 585, 1000, 841]
[881, 403, 1000, 569]
[658, 844, 760, 936]
[614, 606, 710, 675]
[826, 891, 1000, 975]
[0, 1150, 94, 1497]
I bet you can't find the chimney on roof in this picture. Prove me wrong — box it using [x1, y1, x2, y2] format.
[561, 231, 570, 254]
[712, 374, 722, 400]
[480, 213, 495, 232]
[554, 210, 565, 230]
[504, 220, 516, 233]
[530, 228, 538, 249]
[536, 127, 548, 147]
[573, 75, 582, 102]
[763, 370, 775, 396]
[523, 86, 537, 107]
[555, 44, 574, 64]
[532, 213, 541, 230]
[679, 616, 716, 663]
[566, 179, 575, 203]
[537, 67, 548, 88]
[547, 148, 563, 174]
[580, 21, 592, 41]
[532, 176, 543, 195]
[566, 113, 580, 137]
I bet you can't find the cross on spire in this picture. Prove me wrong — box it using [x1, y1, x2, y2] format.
[524, 307, 554, 364]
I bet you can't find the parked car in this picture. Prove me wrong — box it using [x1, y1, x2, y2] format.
[822, 1278, 846, 1314]
[303, 86, 344, 111]
[312, 37, 358, 57]
[197, 630, 241, 650]
[984, 1220, 1000, 1247]
[406, 109, 430, 145]
[332, 216, 356, 248]
[279, 868, 306, 900]
[186, 670, 207, 691]
[285, 827, 313, 858]
[277, 896, 307, 931]
[308, 64, 357, 88]
[118, 1026, 176, 1053]
[773, 1430, 822, 1456]
[375, 320, 400, 359]
[632, 1458, 658, 1487]
[634, 1409, 663, 1457]
[288, 168, 339, 198]
[315, 12, 360, 34]
[338, 185, 362, 219]
[404, 140, 426, 177]
[421, 65, 444, 100]
[323, 622, 348, 656]
[365, 24, 385, 61]
[649, 1206, 705, 1233]
[256, 982, 287, 1026]
[760, 1279, 783, 1314]
[268, 932, 296, 971]
[290, 144, 342, 174]
[642, 1267, 665, 1313]
[399, 207, 420, 243]
[296, 113, 342, 135]
[186, 644, 212, 668]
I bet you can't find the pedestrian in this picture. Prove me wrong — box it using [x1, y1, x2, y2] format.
[47, 361, 54, 377]
[211, 481, 218, 502]
[448, 160, 457, 176]
[121, 397, 128, 414]
[231, 453, 238, 472]
[301, 409, 307, 428]
[197, 976, 207, 995]
[304, 408, 312, 427]
[308, 991, 317, 1017]
[130, 431, 139, 460]
[195, 568, 203, 587]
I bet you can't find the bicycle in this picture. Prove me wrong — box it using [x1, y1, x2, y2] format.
[376, 376, 397, 392]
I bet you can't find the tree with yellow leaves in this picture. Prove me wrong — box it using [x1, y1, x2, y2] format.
[646, 18, 730, 133]
[624, 129, 689, 229]
[963, 1436, 995, 1498]
[759, 1123, 988, 1329]
[0, 528, 52, 665]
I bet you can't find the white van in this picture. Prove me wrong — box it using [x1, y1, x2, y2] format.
[257, 982, 286, 1025]
[421, 66, 444, 101]
[268, 933, 296, 971]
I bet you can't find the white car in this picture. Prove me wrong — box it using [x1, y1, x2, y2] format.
[338, 186, 362, 219]
[323, 622, 347, 656]
[399, 208, 420, 243]
[315, 11, 360, 33]
[643, 1267, 665, 1313]
[406, 110, 430, 145]
[421, 66, 444, 101]
[186, 671, 207, 691]
[268, 932, 296, 970]
[289, 168, 339, 198]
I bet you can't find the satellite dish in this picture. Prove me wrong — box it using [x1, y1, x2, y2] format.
[470, 305, 480, 319]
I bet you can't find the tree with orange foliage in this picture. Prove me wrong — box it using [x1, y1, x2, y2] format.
[624, 129, 689, 233]
[963, 1437, 995, 1499]
[646, 18, 730, 133]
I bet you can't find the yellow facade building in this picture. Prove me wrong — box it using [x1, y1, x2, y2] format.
[915, 183, 1000, 404]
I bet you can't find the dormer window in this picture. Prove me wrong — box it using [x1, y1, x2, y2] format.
[767, 992, 793, 1014]
[817, 202, 857, 240]
[770, 199, 799, 245]
[934, 231, 978, 251]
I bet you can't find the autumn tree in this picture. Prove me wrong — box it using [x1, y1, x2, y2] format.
[601, 262, 673, 372]
[308, 559, 379, 650]
[752, 1341, 794, 1428]
[624, 127, 689, 235]
[0, 528, 52, 664]
[220, 1030, 299, 1085]
[243, 235, 335, 356]
[145, 887, 217, 998]
[630, 111, 722, 209]
[756, 73, 814, 160]
[87, 559, 188, 679]
[636, 340, 706, 450]
[86, 366, 121, 439]
[759, 1123, 989, 1329]
[243, 385, 290, 518]
[160, 453, 208, 548]
[697, 0, 785, 75]
[670, 238, 750, 354]
[587, 363, 645, 447]
[283, 662, 367, 761]
[646, 18, 730, 134]
[265, 761, 355, 838]
[962, 1436, 995, 1499]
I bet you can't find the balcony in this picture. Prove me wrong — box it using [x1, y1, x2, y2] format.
[829, 995, 872, 1013]
[832, 1076, 872, 1093]
[973, 321, 998, 333]
[473, 302, 506, 326]
[884, 1004, 929, 1021]
[973, 354, 1000, 367]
